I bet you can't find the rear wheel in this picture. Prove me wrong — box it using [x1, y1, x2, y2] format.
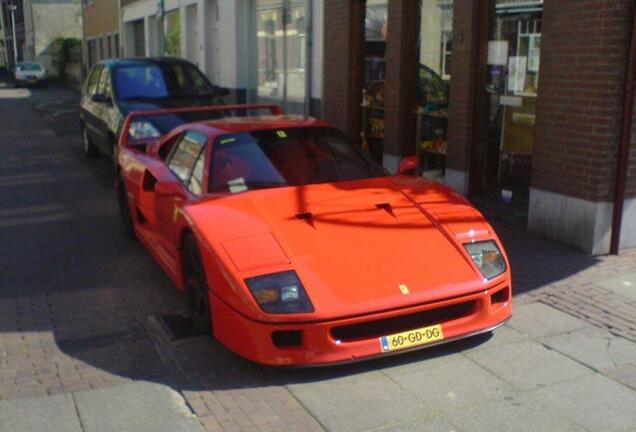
[82, 126, 99, 158]
[183, 235, 212, 335]
[117, 178, 135, 239]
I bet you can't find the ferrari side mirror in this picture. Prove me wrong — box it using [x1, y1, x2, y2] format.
[155, 181, 186, 198]
[397, 156, 420, 176]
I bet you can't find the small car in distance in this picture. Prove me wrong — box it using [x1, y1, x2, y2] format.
[14, 62, 47, 87]
[80, 57, 228, 165]
[116, 104, 512, 366]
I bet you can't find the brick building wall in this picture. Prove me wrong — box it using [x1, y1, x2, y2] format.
[532, 0, 633, 202]
[445, 0, 480, 192]
[383, 0, 418, 169]
[83, 0, 119, 39]
[322, 0, 361, 138]
[528, 0, 636, 253]
[629, 85, 636, 197]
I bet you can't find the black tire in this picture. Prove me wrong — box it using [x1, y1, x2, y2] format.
[82, 126, 99, 158]
[117, 178, 135, 239]
[183, 235, 212, 335]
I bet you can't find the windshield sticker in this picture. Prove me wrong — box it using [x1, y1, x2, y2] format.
[228, 177, 248, 193]
[276, 130, 288, 138]
[220, 137, 236, 145]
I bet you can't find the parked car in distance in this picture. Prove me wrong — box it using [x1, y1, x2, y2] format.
[115, 104, 513, 366]
[80, 57, 229, 165]
[14, 62, 47, 87]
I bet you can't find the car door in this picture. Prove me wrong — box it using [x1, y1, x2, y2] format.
[92, 67, 114, 153]
[156, 130, 209, 271]
[81, 65, 103, 146]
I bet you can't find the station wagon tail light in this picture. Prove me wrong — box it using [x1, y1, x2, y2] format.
[245, 271, 314, 314]
[464, 240, 507, 280]
[129, 120, 161, 139]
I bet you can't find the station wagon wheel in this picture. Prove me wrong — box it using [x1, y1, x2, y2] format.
[117, 178, 135, 239]
[183, 235, 212, 335]
[82, 126, 98, 158]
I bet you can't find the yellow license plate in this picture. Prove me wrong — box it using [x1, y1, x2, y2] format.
[379, 324, 444, 353]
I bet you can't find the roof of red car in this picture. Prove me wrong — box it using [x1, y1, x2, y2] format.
[190, 115, 330, 135]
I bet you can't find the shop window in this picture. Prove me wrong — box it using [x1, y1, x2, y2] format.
[360, 0, 388, 163]
[251, 1, 306, 114]
[132, 19, 145, 57]
[296, 17, 306, 71]
[481, 2, 543, 207]
[164, 10, 181, 57]
[414, 0, 453, 182]
[440, 30, 452, 79]
[264, 19, 276, 82]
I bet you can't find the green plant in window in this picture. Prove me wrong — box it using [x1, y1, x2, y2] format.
[165, 12, 181, 57]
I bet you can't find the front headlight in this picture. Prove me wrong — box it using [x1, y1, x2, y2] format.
[128, 120, 161, 139]
[464, 240, 507, 280]
[245, 271, 314, 314]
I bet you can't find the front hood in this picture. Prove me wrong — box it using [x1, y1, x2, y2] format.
[191, 177, 497, 320]
[118, 97, 224, 134]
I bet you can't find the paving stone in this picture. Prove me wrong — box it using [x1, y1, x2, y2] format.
[384, 354, 512, 412]
[369, 416, 460, 432]
[531, 373, 636, 432]
[442, 393, 586, 432]
[541, 326, 636, 372]
[465, 339, 593, 390]
[287, 370, 431, 432]
[461, 324, 527, 353]
[0, 393, 82, 432]
[605, 363, 636, 390]
[506, 302, 589, 338]
[597, 271, 636, 302]
[74, 381, 205, 432]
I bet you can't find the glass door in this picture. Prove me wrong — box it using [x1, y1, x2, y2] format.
[483, 0, 542, 208]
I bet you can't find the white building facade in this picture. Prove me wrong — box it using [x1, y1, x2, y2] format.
[120, 0, 323, 115]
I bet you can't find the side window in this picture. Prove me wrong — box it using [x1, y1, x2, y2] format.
[96, 67, 111, 97]
[189, 151, 206, 195]
[87, 65, 102, 96]
[167, 131, 208, 191]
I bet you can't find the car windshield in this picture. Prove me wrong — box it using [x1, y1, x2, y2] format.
[209, 127, 386, 193]
[16, 63, 42, 71]
[114, 63, 214, 100]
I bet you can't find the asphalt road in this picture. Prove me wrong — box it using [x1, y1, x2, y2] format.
[2, 84, 636, 432]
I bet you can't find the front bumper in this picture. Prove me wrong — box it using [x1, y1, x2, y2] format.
[211, 280, 512, 366]
[15, 75, 46, 85]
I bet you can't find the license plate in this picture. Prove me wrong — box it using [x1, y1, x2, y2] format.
[379, 324, 444, 353]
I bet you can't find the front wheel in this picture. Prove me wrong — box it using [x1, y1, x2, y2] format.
[82, 127, 99, 158]
[183, 235, 212, 334]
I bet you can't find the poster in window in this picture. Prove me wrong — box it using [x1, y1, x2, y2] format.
[508, 56, 527, 93]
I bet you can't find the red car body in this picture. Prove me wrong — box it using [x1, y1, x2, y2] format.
[117, 104, 512, 366]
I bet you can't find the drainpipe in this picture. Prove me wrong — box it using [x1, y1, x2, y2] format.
[610, 2, 636, 254]
[304, 0, 313, 117]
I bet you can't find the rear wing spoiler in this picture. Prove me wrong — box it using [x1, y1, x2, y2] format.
[118, 103, 285, 148]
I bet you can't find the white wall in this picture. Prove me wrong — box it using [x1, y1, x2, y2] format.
[120, 0, 324, 107]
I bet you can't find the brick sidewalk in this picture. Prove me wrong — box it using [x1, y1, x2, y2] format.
[495, 223, 636, 343]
